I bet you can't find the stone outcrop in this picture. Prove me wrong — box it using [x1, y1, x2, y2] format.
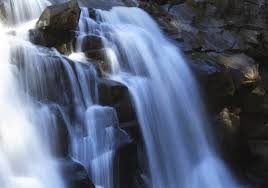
[29, 0, 81, 54]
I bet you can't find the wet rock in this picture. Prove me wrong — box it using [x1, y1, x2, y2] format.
[98, 79, 137, 123]
[80, 35, 104, 52]
[115, 143, 138, 188]
[50, 105, 70, 157]
[59, 158, 95, 188]
[85, 49, 106, 61]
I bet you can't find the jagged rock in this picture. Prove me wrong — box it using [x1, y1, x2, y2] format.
[29, 0, 81, 54]
[59, 158, 95, 188]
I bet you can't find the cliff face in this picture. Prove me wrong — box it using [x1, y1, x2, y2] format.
[139, 0, 268, 186]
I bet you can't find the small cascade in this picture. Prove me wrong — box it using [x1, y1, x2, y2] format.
[70, 11, 130, 186]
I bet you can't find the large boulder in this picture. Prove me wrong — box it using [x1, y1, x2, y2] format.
[36, 0, 80, 31]
[30, 0, 81, 54]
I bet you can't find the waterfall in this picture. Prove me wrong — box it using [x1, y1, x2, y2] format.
[0, 0, 241, 187]
[0, 0, 66, 188]
[92, 7, 239, 188]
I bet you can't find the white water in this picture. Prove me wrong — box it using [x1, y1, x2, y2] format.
[70, 9, 130, 187]
[0, 1, 65, 188]
[2, 0, 51, 24]
[94, 7, 239, 188]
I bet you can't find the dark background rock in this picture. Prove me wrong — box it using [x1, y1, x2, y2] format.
[59, 158, 95, 188]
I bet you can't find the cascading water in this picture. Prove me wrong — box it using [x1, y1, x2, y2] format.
[90, 7, 239, 188]
[0, 1, 65, 188]
[2, 0, 51, 24]
[69, 9, 130, 187]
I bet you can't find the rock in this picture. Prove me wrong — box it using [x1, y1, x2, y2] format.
[59, 158, 95, 188]
[30, 0, 80, 54]
[198, 31, 238, 52]
[50, 105, 70, 157]
[0, 2, 7, 23]
[77, 0, 137, 10]
[85, 49, 106, 61]
[216, 107, 243, 165]
[208, 53, 260, 88]
[168, 3, 197, 24]
[36, 0, 80, 31]
[115, 143, 138, 188]
[98, 79, 137, 123]
[79, 35, 104, 52]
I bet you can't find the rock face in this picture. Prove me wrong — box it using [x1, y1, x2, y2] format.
[140, 0, 268, 186]
[59, 159, 95, 188]
[30, 0, 81, 54]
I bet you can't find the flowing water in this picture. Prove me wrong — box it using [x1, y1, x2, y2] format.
[0, 0, 240, 187]
[93, 7, 239, 188]
[0, 0, 65, 188]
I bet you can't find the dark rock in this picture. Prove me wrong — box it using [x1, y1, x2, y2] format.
[85, 49, 106, 61]
[79, 35, 104, 52]
[77, 0, 137, 10]
[50, 105, 70, 157]
[59, 158, 95, 188]
[98, 79, 137, 123]
[198, 31, 239, 52]
[115, 143, 138, 188]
